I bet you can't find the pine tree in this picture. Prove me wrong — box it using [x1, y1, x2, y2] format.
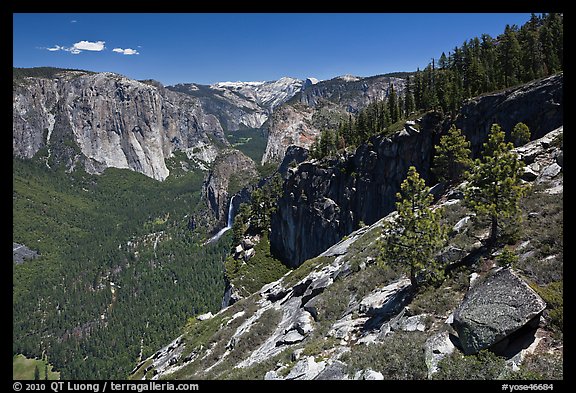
[432, 125, 473, 183]
[467, 56, 485, 97]
[480, 34, 498, 91]
[499, 25, 522, 87]
[438, 52, 448, 69]
[421, 65, 439, 110]
[519, 14, 545, 81]
[381, 99, 391, 129]
[379, 167, 447, 288]
[326, 130, 337, 154]
[540, 13, 563, 74]
[435, 69, 451, 114]
[511, 122, 531, 147]
[309, 138, 320, 160]
[448, 69, 463, 116]
[356, 112, 368, 142]
[337, 121, 348, 149]
[414, 68, 423, 109]
[465, 124, 527, 245]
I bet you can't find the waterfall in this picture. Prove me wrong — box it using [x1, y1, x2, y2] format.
[205, 196, 235, 244]
[226, 195, 235, 228]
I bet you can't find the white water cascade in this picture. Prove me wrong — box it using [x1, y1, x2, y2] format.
[205, 196, 235, 244]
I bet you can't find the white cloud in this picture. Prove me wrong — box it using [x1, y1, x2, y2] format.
[70, 20, 77, 23]
[112, 47, 139, 55]
[43, 40, 138, 56]
[72, 40, 105, 52]
[44, 40, 105, 54]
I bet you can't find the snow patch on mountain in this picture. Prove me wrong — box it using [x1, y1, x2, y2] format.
[212, 81, 266, 89]
[338, 74, 361, 82]
[211, 77, 303, 111]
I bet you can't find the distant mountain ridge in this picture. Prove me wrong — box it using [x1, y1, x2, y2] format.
[167, 77, 305, 131]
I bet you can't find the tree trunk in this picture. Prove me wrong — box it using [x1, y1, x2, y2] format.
[410, 264, 418, 289]
[490, 215, 498, 245]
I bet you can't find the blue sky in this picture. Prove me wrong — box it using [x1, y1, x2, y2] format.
[13, 13, 532, 86]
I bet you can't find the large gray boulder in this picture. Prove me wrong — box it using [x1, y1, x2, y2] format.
[285, 356, 326, 380]
[424, 331, 457, 379]
[358, 278, 412, 317]
[13, 242, 39, 264]
[315, 360, 348, 380]
[452, 268, 546, 355]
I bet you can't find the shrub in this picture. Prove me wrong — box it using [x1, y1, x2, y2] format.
[530, 280, 563, 336]
[434, 350, 507, 380]
[511, 122, 531, 147]
[508, 352, 563, 380]
[496, 246, 518, 267]
[342, 331, 427, 379]
[410, 283, 462, 316]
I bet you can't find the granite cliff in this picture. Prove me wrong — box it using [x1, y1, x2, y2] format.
[13, 69, 227, 180]
[203, 149, 258, 224]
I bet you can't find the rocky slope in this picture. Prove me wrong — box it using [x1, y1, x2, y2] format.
[13, 69, 227, 180]
[130, 126, 563, 380]
[167, 77, 303, 132]
[270, 74, 563, 267]
[262, 74, 406, 164]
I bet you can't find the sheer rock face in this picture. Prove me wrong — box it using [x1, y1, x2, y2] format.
[452, 268, 546, 355]
[202, 149, 258, 222]
[261, 104, 317, 165]
[456, 73, 563, 156]
[269, 74, 563, 268]
[270, 112, 441, 268]
[13, 71, 226, 180]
